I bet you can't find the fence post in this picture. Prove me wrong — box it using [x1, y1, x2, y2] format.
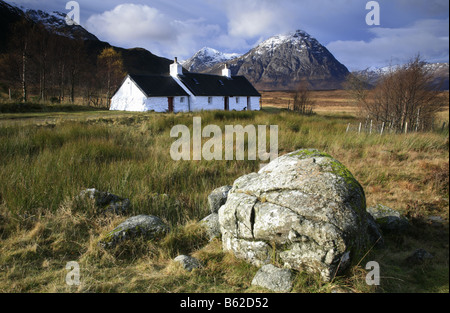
[405, 122, 408, 134]
[380, 122, 385, 136]
[370, 120, 373, 134]
[358, 122, 362, 134]
[346, 123, 350, 133]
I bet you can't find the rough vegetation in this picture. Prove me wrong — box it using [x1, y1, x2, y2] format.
[0, 104, 448, 293]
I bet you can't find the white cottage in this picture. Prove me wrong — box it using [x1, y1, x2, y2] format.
[110, 58, 261, 112]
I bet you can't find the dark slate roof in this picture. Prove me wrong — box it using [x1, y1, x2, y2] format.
[128, 74, 189, 97]
[177, 73, 261, 97]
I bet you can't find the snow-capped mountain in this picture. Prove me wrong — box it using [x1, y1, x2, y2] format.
[1, 0, 98, 41]
[182, 47, 241, 73]
[205, 30, 350, 90]
[353, 62, 449, 90]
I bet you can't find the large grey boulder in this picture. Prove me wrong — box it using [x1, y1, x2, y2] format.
[219, 149, 369, 282]
[251, 264, 294, 292]
[99, 215, 169, 248]
[78, 188, 130, 214]
[367, 204, 410, 233]
[208, 186, 232, 213]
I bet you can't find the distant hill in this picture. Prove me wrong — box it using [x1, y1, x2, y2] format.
[353, 63, 449, 91]
[204, 30, 350, 91]
[182, 47, 241, 73]
[0, 0, 174, 76]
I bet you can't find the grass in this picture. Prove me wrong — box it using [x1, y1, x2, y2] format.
[0, 98, 448, 293]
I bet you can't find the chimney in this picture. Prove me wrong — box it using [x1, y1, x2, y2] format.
[222, 64, 231, 79]
[170, 56, 183, 77]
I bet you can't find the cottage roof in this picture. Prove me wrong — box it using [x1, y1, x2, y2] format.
[128, 74, 189, 97]
[177, 73, 261, 97]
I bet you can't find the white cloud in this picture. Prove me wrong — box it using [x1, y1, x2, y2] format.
[85, 3, 220, 58]
[326, 18, 449, 70]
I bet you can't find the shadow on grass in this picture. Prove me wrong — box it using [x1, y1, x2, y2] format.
[0, 102, 107, 114]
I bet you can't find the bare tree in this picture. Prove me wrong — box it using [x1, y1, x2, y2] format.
[293, 80, 315, 115]
[349, 56, 446, 132]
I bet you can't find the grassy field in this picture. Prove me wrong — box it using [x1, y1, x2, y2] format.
[0, 93, 448, 293]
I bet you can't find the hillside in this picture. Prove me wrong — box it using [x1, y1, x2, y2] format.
[0, 0, 174, 76]
[204, 30, 350, 90]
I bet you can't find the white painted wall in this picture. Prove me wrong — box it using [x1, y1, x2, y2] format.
[248, 96, 261, 111]
[110, 77, 147, 111]
[110, 76, 261, 112]
[144, 96, 190, 113]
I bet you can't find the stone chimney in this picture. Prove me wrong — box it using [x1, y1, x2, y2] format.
[170, 57, 183, 77]
[222, 64, 231, 79]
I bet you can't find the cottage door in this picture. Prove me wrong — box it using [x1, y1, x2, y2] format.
[168, 97, 174, 113]
[224, 97, 229, 111]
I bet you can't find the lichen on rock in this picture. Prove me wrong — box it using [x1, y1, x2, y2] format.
[219, 149, 371, 281]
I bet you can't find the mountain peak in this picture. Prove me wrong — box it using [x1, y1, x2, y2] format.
[204, 29, 349, 90]
[182, 47, 241, 72]
[1, 0, 98, 41]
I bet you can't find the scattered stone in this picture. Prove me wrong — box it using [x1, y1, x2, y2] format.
[406, 249, 434, 265]
[199, 213, 221, 240]
[99, 215, 169, 248]
[174, 255, 202, 271]
[251, 264, 294, 293]
[208, 186, 232, 214]
[366, 214, 385, 247]
[78, 188, 130, 214]
[367, 204, 410, 233]
[219, 149, 370, 282]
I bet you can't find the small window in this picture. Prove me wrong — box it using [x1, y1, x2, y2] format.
[208, 97, 212, 104]
[192, 78, 200, 85]
[218, 80, 224, 86]
[180, 97, 185, 103]
[236, 97, 240, 104]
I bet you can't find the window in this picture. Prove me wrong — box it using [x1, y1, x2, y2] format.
[208, 97, 212, 104]
[218, 80, 224, 86]
[236, 97, 240, 104]
[192, 78, 200, 85]
[180, 97, 185, 103]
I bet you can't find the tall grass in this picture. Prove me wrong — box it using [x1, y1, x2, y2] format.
[0, 110, 448, 293]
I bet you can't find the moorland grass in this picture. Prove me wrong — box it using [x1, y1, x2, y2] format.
[0, 108, 448, 293]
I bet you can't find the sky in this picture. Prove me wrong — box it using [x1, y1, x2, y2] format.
[7, 0, 450, 71]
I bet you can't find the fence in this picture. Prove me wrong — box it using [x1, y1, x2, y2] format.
[345, 120, 449, 135]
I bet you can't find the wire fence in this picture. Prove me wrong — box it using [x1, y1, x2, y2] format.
[345, 120, 449, 135]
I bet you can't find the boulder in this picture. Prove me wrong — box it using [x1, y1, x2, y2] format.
[199, 213, 221, 240]
[78, 188, 130, 214]
[174, 255, 202, 271]
[251, 264, 294, 292]
[405, 249, 434, 265]
[99, 215, 169, 248]
[367, 204, 410, 233]
[219, 149, 370, 281]
[208, 186, 232, 213]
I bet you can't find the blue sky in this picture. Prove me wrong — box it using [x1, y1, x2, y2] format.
[8, 0, 449, 70]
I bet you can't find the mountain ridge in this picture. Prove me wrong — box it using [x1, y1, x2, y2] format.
[203, 30, 350, 90]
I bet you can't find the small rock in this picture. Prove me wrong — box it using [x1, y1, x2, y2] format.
[78, 188, 130, 214]
[199, 213, 221, 240]
[406, 249, 434, 265]
[366, 214, 385, 248]
[208, 186, 232, 214]
[99, 215, 169, 248]
[367, 204, 410, 233]
[251, 264, 294, 293]
[174, 255, 202, 271]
